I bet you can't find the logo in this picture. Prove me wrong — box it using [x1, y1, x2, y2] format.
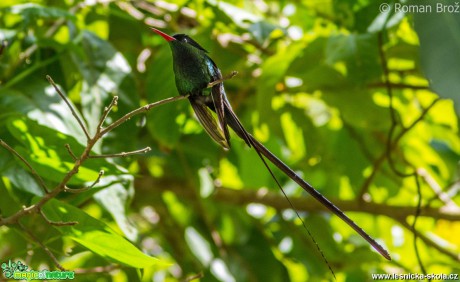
[1, 260, 75, 280]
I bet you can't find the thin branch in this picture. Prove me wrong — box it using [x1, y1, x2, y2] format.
[418, 168, 459, 208]
[0, 139, 49, 194]
[139, 179, 460, 262]
[359, 33, 440, 199]
[97, 96, 119, 131]
[139, 179, 460, 221]
[207, 71, 238, 88]
[64, 170, 104, 193]
[65, 144, 77, 161]
[39, 209, 78, 226]
[378, 33, 397, 126]
[89, 147, 151, 159]
[412, 175, 427, 274]
[18, 221, 65, 271]
[391, 98, 439, 147]
[100, 95, 188, 136]
[46, 75, 91, 140]
[378, 31, 414, 178]
[397, 218, 460, 262]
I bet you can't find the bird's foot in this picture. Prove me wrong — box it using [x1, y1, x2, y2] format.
[207, 71, 238, 88]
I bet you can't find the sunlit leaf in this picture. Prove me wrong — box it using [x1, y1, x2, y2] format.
[42, 199, 160, 268]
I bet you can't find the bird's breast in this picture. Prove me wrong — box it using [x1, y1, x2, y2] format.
[172, 51, 213, 96]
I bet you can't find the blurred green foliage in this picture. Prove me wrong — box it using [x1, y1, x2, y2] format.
[0, 0, 459, 281]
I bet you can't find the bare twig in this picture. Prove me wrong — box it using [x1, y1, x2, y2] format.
[65, 144, 77, 161]
[418, 168, 459, 208]
[374, 32, 443, 275]
[97, 96, 119, 131]
[18, 221, 65, 271]
[0, 139, 49, 194]
[397, 218, 460, 262]
[412, 176, 427, 273]
[357, 98, 438, 200]
[207, 71, 238, 88]
[46, 75, 91, 140]
[89, 147, 151, 159]
[100, 94, 188, 136]
[64, 170, 104, 193]
[39, 209, 78, 226]
[378, 32, 413, 178]
[358, 34, 440, 199]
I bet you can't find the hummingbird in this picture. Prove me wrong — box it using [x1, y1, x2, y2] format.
[150, 28, 391, 261]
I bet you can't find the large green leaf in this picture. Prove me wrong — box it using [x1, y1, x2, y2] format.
[0, 79, 88, 146]
[413, 0, 460, 115]
[41, 199, 161, 268]
[5, 3, 74, 26]
[68, 31, 138, 136]
[93, 178, 138, 242]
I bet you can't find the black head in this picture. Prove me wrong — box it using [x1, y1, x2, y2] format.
[172, 34, 208, 53]
[150, 28, 208, 53]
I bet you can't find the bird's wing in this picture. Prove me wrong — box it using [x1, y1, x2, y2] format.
[204, 56, 231, 148]
[211, 83, 231, 147]
[189, 97, 230, 150]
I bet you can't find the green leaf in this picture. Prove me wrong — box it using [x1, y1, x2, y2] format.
[206, 0, 261, 28]
[0, 79, 88, 146]
[249, 21, 278, 45]
[41, 199, 161, 268]
[69, 31, 138, 134]
[6, 3, 75, 25]
[93, 179, 138, 242]
[414, 0, 460, 115]
[257, 42, 304, 119]
[6, 118, 118, 185]
[325, 33, 380, 83]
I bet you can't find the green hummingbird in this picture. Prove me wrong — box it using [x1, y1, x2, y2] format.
[151, 28, 391, 261]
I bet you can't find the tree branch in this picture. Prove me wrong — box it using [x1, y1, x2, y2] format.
[137, 178, 460, 222]
[397, 219, 460, 262]
[0, 139, 49, 194]
[100, 94, 188, 136]
[63, 170, 104, 194]
[97, 96, 118, 131]
[18, 222, 65, 271]
[39, 209, 78, 226]
[136, 178, 460, 261]
[89, 147, 151, 159]
[46, 75, 91, 140]
[0, 76, 188, 227]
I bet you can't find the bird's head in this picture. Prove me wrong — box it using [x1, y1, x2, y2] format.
[150, 28, 208, 53]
